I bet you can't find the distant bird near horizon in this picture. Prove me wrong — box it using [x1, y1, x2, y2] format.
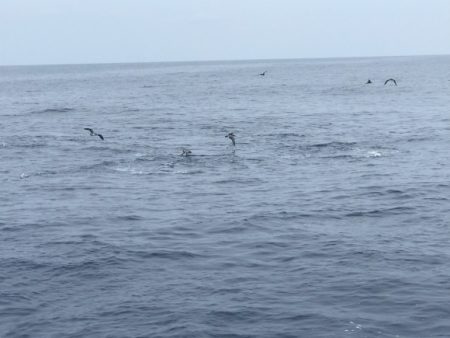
[259, 71, 267, 76]
[384, 78, 397, 86]
[366, 79, 372, 84]
[226, 132, 236, 146]
[84, 128, 104, 140]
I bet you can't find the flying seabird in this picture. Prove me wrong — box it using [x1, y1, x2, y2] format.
[366, 79, 372, 84]
[384, 78, 397, 86]
[84, 128, 104, 140]
[225, 132, 236, 146]
[181, 148, 192, 156]
[259, 71, 267, 76]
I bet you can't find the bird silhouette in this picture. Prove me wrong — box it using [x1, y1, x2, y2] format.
[384, 78, 397, 86]
[84, 128, 104, 140]
[225, 132, 236, 146]
[180, 148, 192, 156]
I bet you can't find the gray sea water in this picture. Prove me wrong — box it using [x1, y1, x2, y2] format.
[1, 56, 450, 338]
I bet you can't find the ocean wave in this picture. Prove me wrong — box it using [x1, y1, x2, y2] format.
[114, 215, 144, 221]
[214, 177, 264, 184]
[345, 206, 415, 217]
[11, 139, 49, 148]
[307, 141, 357, 150]
[79, 160, 116, 169]
[262, 132, 305, 139]
[1, 258, 49, 271]
[81, 146, 135, 154]
[366, 150, 382, 157]
[113, 166, 146, 175]
[322, 154, 356, 160]
[130, 250, 204, 260]
[29, 107, 75, 114]
[0, 306, 37, 317]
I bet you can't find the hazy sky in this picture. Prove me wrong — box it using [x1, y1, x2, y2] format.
[1, 0, 450, 65]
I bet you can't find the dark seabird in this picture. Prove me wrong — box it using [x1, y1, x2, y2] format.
[384, 78, 397, 86]
[181, 148, 192, 156]
[225, 132, 236, 146]
[259, 71, 267, 76]
[366, 79, 372, 84]
[84, 128, 104, 140]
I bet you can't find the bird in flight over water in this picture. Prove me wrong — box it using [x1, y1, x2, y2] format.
[181, 148, 192, 156]
[84, 128, 104, 140]
[226, 132, 236, 146]
[384, 78, 397, 86]
[259, 71, 267, 76]
[366, 79, 372, 84]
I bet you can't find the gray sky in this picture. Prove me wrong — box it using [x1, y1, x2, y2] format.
[1, 0, 450, 65]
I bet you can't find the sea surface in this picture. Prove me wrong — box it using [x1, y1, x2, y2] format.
[1, 56, 450, 338]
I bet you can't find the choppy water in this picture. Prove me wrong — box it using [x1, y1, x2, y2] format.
[1, 56, 450, 337]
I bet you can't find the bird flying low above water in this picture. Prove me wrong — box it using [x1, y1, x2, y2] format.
[366, 79, 372, 84]
[225, 132, 236, 146]
[181, 148, 192, 156]
[84, 128, 104, 140]
[384, 78, 397, 86]
[259, 71, 267, 76]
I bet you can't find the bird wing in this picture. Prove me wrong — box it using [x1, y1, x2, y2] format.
[393, 79, 397, 86]
[84, 128, 93, 133]
[384, 79, 389, 85]
[97, 134, 104, 140]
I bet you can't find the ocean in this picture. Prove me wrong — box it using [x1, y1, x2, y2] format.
[1, 56, 450, 337]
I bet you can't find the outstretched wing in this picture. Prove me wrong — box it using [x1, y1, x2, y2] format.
[84, 128, 93, 133]
[97, 134, 104, 140]
[384, 79, 397, 86]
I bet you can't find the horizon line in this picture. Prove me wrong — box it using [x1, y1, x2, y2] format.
[1, 52, 449, 68]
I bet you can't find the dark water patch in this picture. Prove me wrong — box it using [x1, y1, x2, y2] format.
[322, 154, 357, 160]
[207, 309, 265, 324]
[248, 241, 290, 250]
[1, 258, 50, 272]
[129, 250, 204, 261]
[307, 141, 357, 150]
[11, 141, 48, 149]
[424, 196, 448, 201]
[275, 132, 305, 138]
[114, 215, 144, 221]
[134, 155, 158, 162]
[406, 136, 434, 142]
[49, 256, 127, 278]
[78, 160, 117, 171]
[29, 107, 75, 114]
[0, 307, 37, 317]
[357, 188, 417, 200]
[0, 293, 33, 306]
[81, 146, 135, 155]
[259, 132, 306, 143]
[345, 206, 415, 217]
[214, 177, 264, 185]
[208, 225, 253, 234]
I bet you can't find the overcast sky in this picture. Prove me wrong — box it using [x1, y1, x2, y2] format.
[1, 0, 450, 65]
